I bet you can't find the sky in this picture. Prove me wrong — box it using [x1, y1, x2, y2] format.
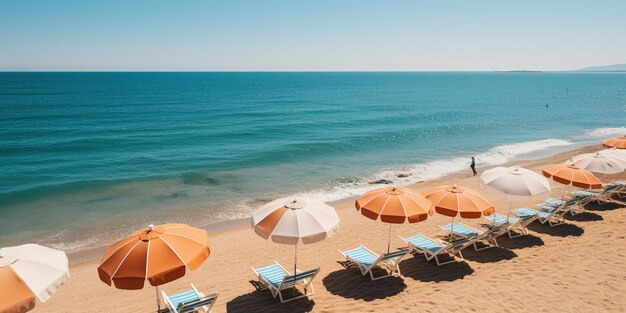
[1, 0, 625, 71]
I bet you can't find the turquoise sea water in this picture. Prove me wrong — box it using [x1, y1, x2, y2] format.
[1, 72, 625, 251]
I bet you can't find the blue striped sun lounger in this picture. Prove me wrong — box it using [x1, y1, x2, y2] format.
[338, 245, 408, 280]
[252, 262, 320, 303]
[439, 223, 482, 238]
[400, 233, 472, 266]
[512, 207, 565, 227]
[484, 213, 532, 238]
[160, 284, 218, 313]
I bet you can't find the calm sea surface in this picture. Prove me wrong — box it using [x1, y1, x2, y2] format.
[1, 72, 625, 250]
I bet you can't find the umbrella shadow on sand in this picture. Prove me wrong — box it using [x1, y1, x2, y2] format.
[527, 222, 584, 237]
[398, 255, 474, 282]
[495, 234, 544, 249]
[226, 282, 315, 313]
[322, 264, 406, 301]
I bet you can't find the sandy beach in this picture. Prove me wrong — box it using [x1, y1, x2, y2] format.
[34, 144, 626, 313]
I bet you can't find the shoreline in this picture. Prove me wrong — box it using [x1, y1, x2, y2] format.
[67, 143, 603, 264]
[37, 141, 626, 313]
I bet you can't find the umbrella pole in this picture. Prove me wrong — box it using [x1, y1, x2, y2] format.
[387, 223, 392, 254]
[156, 286, 161, 312]
[293, 244, 298, 298]
[451, 216, 455, 239]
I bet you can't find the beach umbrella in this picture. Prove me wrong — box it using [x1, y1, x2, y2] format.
[480, 166, 551, 222]
[251, 197, 340, 278]
[0, 244, 69, 313]
[567, 152, 626, 175]
[541, 164, 602, 189]
[422, 185, 495, 232]
[602, 135, 626, 149]
[355, 186, 433, 253]
[97, 223, 210, 311]
[480, 166, 551, 197]
[598, 148, 626, 163]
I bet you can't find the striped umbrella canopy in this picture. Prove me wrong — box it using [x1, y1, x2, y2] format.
[602, 135, 626, 149]
[0, 244, 69, 313]
[252, 197, 340, 275]
[542, 164, 602, 189]
[98, 223, 210, 311]
[355, 186, 432, 252]
[568, 152, 626, 175]
[422, 185, 495, 218]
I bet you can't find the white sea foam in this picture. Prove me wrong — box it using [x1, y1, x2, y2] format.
[299, 138, 573, 202]
[582, 127, 626, 138]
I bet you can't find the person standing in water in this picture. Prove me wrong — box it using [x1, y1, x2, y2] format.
[470, 157, 477, 176]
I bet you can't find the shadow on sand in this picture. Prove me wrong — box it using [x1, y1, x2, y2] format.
[459, 246, 518, 263]
[495, 234, 544, 249]
[226, 282, 315, 313]
[564, 211, 604, 222]
[527, 221, 584, 237]
[584, 201, 624, 212]
[398, 254, 474, 282]
[322, 264, 406, 301]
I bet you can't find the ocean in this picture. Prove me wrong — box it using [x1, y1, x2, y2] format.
[1, 72, 625, 251]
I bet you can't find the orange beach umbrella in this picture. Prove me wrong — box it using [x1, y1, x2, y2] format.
[356, 186, 433, 252]
[98, 223, 210, 311]
[542, 164, 602, 189]
[602, 136, 626, 149]
[422, 185, 495, 218]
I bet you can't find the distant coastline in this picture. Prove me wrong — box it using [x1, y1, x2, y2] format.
[576, 63, 626, 72]
[494, 70, 542, 73]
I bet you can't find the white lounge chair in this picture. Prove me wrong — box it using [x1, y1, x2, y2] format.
[160, 284, 218, 313]
[399, 233, 474, 266]
[338, 245, 409, 280]
[251, 262, 319, 303]
[439, 222, 504, 250]
[539, 198, 581, 216]
[512, 207, 566, 227]
[572, 183, 624, 205]
[484, 212, 534, 238]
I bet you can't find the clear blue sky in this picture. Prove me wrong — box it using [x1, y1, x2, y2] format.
[1, 0, 625, 71]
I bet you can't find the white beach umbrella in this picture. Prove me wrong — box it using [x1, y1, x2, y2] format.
[597, 148, 626, 164]
[568, 151, 626, 175]
[480, 166, 551, 221]
[0, 244, 69, 313]
[480, 166, 552, 197]
[251, 197, 340, 275]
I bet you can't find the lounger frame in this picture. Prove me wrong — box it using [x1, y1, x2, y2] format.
[160, 284, 218, 313]
[338, 245, 408, 281]
[400, 234, 474, 266]
[252, 261, 320, 303]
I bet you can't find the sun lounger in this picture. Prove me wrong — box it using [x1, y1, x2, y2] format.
[543, 197, 564, 207]
[338, 245, 408, 280]
[399, 233, 473, 266]
[160, 284, 218, 313]
[512, 207, 566, 227]
[539, 198, 581, 215]
[484, 213, 534, 238]
[439, 223, 504, 250]
[613, 181, 626, 198]
[251, 262, 320, 303]
[572, 183, 624, 205]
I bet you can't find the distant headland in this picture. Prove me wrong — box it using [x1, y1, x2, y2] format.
[575, 64, 626, 72]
